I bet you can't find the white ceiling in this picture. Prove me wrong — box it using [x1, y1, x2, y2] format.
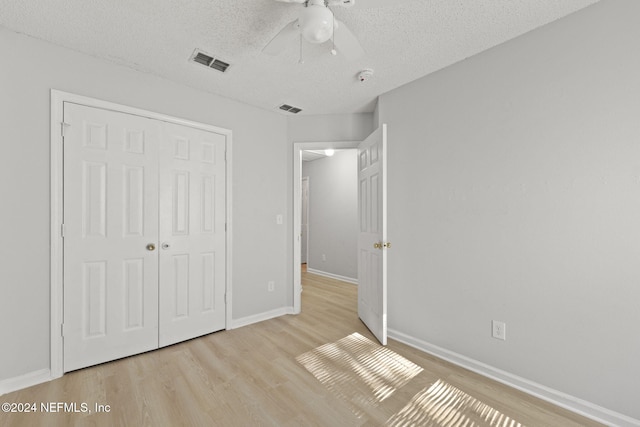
[0, 0, 599, 115]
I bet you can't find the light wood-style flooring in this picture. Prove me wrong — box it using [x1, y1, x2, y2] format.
[1, 270, 604, 426]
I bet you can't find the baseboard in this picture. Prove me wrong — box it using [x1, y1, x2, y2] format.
[306, 268, 358, 285]
[0, 369, 51, 396]
[387, 329, 640, 427]
[231, 307, 295, 329]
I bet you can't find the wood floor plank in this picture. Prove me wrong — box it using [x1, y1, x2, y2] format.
[1, 271, 604, 426]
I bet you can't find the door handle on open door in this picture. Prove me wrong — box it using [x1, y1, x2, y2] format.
[146, 243, 156, 251]
[373, 242, 382, 249]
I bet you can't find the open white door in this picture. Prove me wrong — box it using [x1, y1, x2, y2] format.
[357, 124, 388, 345]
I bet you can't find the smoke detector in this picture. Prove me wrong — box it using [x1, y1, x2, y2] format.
[358, 69, 374, 82]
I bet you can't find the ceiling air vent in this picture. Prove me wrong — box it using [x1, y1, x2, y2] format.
[190, 49, 230, 73]
[279, 104, 303, 114]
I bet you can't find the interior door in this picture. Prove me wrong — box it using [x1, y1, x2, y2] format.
[158, 122, 227, 347]
[63, 103, 161, 372]
[357, 124, 388, 345]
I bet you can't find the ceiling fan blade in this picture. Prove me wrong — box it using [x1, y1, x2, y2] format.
[263, 20, 300, 56]
[333, 20, 365, 60]
[342, 0, 416, 9]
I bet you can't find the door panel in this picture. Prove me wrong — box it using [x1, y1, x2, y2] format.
[158, 122, 227, 347]
[63, 103, 160, 372]
[357, 124, 388, 345]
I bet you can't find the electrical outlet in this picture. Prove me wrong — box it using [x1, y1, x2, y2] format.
[492, 320, 506, 341]
[268, 281, 275, 292]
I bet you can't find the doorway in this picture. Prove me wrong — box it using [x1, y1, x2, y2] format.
[292, 125, 388, 345]
[292, 141, 360, 314]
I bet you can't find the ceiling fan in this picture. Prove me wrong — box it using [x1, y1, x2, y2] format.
[263, 0, 365, 60]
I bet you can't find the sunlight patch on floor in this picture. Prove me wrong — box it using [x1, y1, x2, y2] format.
[296, 333, 423, 416]
[386, 379, 524, 427]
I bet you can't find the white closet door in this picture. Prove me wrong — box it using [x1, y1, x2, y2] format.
[63, 103, 160, 372]
[158, 122, 227, 347]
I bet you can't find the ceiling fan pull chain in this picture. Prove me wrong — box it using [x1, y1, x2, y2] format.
[330, 6, 337, 55]
[299, 34, 305, 64]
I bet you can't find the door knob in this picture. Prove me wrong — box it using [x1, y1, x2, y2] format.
[146, 243, 156, 251]
[383, 242, 391, 249]
[373, 242, 382, 249]
[161, 242, 170, 250]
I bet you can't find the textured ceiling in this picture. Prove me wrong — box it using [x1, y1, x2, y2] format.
[0, 0, 599, 115]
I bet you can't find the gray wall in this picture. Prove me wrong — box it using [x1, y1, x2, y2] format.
[302, 150, 358, 280]
[288, 113, 374, 143]
[0, 28, 290, 381]
[379, 0, 640, 419]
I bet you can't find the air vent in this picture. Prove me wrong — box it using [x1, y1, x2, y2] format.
[279, 104, 303, 114]
[190, 49, 230, 73]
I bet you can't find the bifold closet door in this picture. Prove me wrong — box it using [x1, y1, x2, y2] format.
[63, 103, 161, 372]
[158, 122, 227, 347]
[63, 103, 227, 372]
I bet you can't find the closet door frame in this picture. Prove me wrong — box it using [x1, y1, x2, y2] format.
[50, 89, 233, 379]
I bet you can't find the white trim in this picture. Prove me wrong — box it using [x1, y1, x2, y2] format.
[50, 91, 64, 380]
[230, 307, 295, 329]
[0, 369, 51, 396]
[50, 89, 233, 379]
[306, 268, 358, 285]
[293, 141, 361, 314]
[225, 132, 233, 330]
[388, 328, 640, 427]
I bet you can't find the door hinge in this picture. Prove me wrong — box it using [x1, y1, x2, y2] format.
[61, 224, 66, 237]
[224, 293, 227, 304]
[61, 122, 70, 137]
[60, 323, 65, 337]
